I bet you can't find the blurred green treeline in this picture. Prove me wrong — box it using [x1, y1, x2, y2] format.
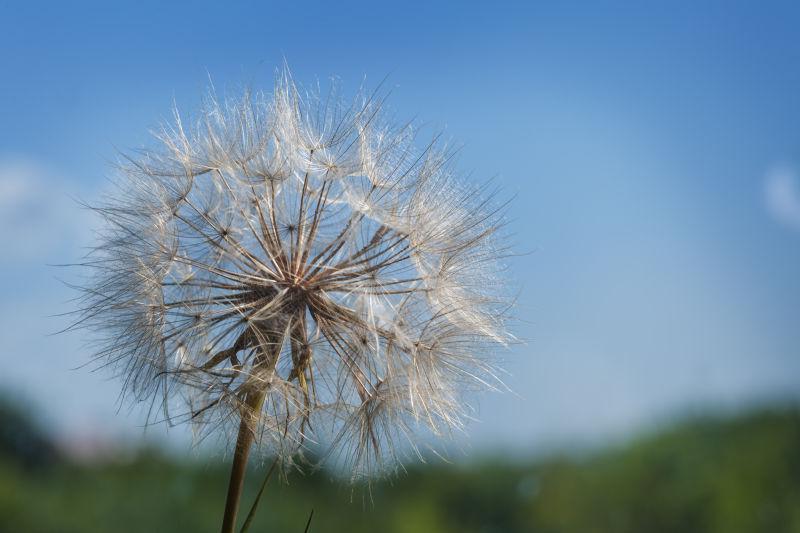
[1, 397, 799, 532]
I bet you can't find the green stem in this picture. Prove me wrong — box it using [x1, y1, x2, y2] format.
[220, 391, 266, 533]
[240, 456, 279, 532]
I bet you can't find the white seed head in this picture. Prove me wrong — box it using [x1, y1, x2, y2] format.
[75, 69, 514, 479]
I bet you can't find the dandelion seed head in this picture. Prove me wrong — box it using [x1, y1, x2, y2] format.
[75, 69, 514, 479]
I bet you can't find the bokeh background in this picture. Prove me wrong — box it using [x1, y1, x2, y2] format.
[2, 1, 800, 531]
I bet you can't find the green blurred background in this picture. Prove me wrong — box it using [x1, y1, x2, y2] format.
[2, 395, 799, 532]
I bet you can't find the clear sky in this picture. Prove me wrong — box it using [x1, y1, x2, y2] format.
[2, 1, 799, 456]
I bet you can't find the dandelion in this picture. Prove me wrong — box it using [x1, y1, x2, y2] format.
[74, 69, 514, 532]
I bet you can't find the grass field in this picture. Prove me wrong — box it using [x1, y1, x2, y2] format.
[2, 399, 799, 532]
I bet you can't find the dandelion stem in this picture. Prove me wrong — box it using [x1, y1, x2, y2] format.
[220, 389, 267, 533]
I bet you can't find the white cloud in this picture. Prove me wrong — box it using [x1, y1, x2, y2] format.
[0, 156, 94, 264]
[765, 164, 800, 231]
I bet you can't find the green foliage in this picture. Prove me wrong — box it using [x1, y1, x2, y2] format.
[0, 394, 59, 472]
[1, 405, 799, 532]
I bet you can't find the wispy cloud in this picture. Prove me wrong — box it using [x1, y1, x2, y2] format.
[764, 164, 800, 231]
[0, 156, 93, 264]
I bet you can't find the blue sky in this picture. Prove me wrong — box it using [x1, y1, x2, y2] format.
[2, 1, 800, 456]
